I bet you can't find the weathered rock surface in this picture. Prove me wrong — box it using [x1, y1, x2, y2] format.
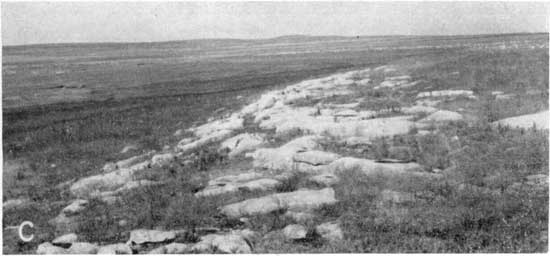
[127, 229, 177, 245]
[191, 114, 244, 138]
[36, 242, 67, 254]
[220, 133, 265, 157]
[70, 160, 151, 198]
[115, 152, 153, 169]
[257, 105, 415, 138]
[151, 153, 175, 167]
[192, 230, 255, 253]
[120, 144, 138, 154]
[293, 151, 340, 166]
[37, 242, 99, 254]
[209, 172, 263, 186]
[176, 129, 233, 153]
[327, 157, 433, 178]
[3, 198, 30, 211]
[221, 188, 337, 218]
[250, 136, 319, 170]
[493, 110, 549, 130]
[282, 224, 308, 240]
[62, 199, 88, 215]
[417, 90, 474, 98]
[401, 105, 438, 115]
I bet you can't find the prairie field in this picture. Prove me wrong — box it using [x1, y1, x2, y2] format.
[3, 33, 549, 253]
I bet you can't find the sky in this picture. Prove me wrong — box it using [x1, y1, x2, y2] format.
[2, 1, 549, 46]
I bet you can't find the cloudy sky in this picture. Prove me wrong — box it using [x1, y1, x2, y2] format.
[2, 1, 548, 45]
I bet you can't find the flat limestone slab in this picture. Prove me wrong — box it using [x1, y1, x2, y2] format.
[221, 188, 337, 218]
[493, 110, 549, 130]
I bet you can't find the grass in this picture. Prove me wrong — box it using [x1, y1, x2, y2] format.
[3, 34, 549, 253]
[315, 121, 548, 253]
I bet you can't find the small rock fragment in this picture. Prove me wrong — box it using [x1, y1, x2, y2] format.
[127, 229, 176, 245]
[282, 224, 308, 240]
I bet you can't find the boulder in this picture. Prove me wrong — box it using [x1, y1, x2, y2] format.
[192, 230, 254, 253]
[315, 222, 344, 242]
[221, 188, 337, 218]
[127, 229, 177, 245]
[3, 198, 30, 211]
[97, 243, 133, 254]
[282, 224, 308, 240]
[36, 242, 67, 254]
[293, 151, 340, 166]
[151, 153, 175, 167]
[120, 144, 139, 154]
[493, 111, 549, 130]
[52, 233, 78, 247]
[62, 199, 88, 215]
[257, 94, 277, 110]
[220, 133, 265, 157]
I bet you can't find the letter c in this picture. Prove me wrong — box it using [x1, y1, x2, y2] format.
[18, 221, 34, 242]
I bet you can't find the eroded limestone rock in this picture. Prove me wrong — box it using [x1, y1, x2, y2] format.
[221, 188, 337, 218]
[282, 224, 308, 240]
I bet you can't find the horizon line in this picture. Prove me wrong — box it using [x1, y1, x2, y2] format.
[3, 31, 548, 48]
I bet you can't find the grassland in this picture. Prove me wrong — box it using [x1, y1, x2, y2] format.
[3, 33, 549, 253]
